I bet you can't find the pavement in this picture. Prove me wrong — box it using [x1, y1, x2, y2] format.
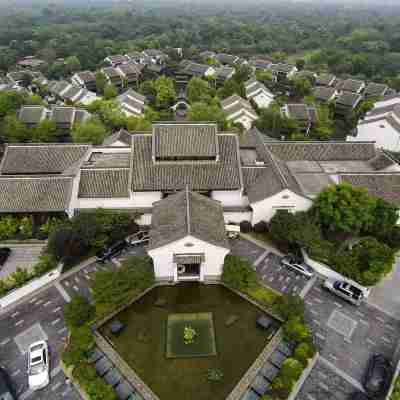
[0, 237, 399, 400]
[368, 257, 400, 319]
[0, 244, 44, 279]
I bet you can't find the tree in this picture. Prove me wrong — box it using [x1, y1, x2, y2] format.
[33, 119, 58, 142]
[64, 55, 81, 75]
[188, 102, 228, 130]
[72, 118, 107, 144]
[370, 198, 399, 237]
[153, 76, 176, 109]
[1, 115, 29, 143]
[64, 295, 95, 328]
[187, 77, 212, 104]
[95, 71, 107, 95]
[313, 183, 377, 235]
[255, 70, 274, 84]
[312, 105, 334, 140]
[222, 255, 258, 290]
[217, 78, 244, 99]
[87, 99, 126, 130]
[291, 76, 312, 97]
[104, 83, 118, 99]
[0, 91, 26, 119]
[296, 59, 306, 71]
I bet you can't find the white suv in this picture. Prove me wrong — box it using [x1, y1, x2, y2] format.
[27, 341, 50, 390]
[323, 279, 369, 306]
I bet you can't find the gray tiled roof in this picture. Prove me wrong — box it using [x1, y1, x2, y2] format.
[19, 106, 47, 124]
[216, 53, 238, 65]
[119, 88, 146, 104]
[49, 80, 70, 96]
[341, 173, 400, 205]
[215, 66, 235, 80]
[51, 107, 75, 124]
[337, 79, 365, 93]
[336, 91, 362, 108]
[0, 176, 72, 212]
[117, 63, 141, 77]
[265, 141, 376, 161]
[78, 169, 130, 198]
[269, 63, 295, 74]
[131, 134, 241, 191]
[364, 82, 388, 97]
[75, 71, 96, 83]
[285, 104, 312, 121]
[183, 62, 211, 76]
[102, 129, 133, 146]
[153, 123, 219, 159]
[102, 67, 121, 79]
[313, 87, 337, 102]
[369, 151, 397, 170]
[148, 189, 229, 250]
[1, 144, 90, 174]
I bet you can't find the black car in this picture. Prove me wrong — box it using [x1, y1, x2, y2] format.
[363, 354, 392, 397]
[96, 240, 128, 263]
[0, 366, 16, 400]
[0, 248, 11, 267]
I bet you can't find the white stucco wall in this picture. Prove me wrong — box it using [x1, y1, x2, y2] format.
[351, 121, 400, 152]
[132, 191, 162, 206]
[250, 189, 313, 224]
[211, 190, 248, 207]
[148, 235, 230, 282]
[223, 211, 252, 224]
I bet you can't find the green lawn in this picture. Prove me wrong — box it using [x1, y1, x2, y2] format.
[99, 284, 279, 400]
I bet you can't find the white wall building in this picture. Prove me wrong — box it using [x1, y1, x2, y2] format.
[245, 78, 274, 109]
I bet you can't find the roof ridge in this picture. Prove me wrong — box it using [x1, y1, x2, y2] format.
[186, 186, 191, 236]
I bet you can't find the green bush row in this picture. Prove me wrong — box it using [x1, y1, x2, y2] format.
[0, 254, 57, 297]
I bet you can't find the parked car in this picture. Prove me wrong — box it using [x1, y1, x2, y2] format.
[0, 365, 16, 400]
[363, 354, 392, 397]
[323, 278, 368, 306]
[127, 230, 150, 246]
[96, 240, 128, 263]
[27, 341, 50, 391]
[280, 254, 314, 279]
[0, 248, 11, 266]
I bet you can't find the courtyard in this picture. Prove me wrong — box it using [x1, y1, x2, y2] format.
[99, 283, 279, 400]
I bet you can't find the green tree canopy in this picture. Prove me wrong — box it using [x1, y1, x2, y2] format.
[313, 183, 376, 235]
[187, 101, 228, 130]
[1, 114, 29, 143]
[103, 83, 118, 99]
[153, 76, 176, 109]
[72, 117, 107, 144]
[95, 71, 107, 95]
[187, 77, 213, 104]
[33, 119, 58, 142]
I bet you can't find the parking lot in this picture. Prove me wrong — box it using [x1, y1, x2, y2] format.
[0, 244, 44, 279]
[0, 286, 80, 400]
[59, 245, 147, 302]
[303, 281, 400, 384]
[296, 357, 359, 400]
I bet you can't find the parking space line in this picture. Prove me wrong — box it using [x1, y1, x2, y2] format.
[376, 316, 385, 323]
[58, 327, 67, 334]
[282, 286, 287, 292]
[51, 318, 61, 325]
[73, 285, 79, 291]
[11, 311, 20, 318]
[15, 319, 24, 327]
[0, 338, 10, 346]
[359, 319, 369, 326]
[11, 369, 20, 377]
[333, 302, 342, 308]
[52, 306, 62, 313]
[310, 309, 318, 315]
[55, 282, 71, 303]
[28, 297, 37, 304]
[366, 338, 376, 346]
[254, 250, 269, 267]
[316, 332, 325, 340]
[312, 319, 320, 326]
[43, 301, 52, 307]
[382, 336, 392, 344]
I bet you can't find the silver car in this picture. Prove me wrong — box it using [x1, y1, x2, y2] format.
[27, 341, 50, 390]
[280, 255, 314, 279]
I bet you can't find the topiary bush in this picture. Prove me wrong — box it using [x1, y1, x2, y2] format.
[239, 220, 252, 233]
[283, 316, 311, 344]
[253, 220, 268, 234]
[294, 342, 315, 367]
[64, 295, 95, 329]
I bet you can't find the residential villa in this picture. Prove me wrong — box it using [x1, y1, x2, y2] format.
[221, 95, 259, 130]
[245, 78, 274, 109]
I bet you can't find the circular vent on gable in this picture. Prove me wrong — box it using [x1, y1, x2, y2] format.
[184, 242, 194, 247]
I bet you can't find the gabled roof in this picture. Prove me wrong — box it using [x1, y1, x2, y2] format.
[249, 58, 274, 70]
[1, 144, 90, 175]
[105, 54, 130, 64]
[269, 63, 296, 74]
[340, 173, 400, 205]
[18, 106, 47, 124]
[336, 79, 365, 93]
[131, 134, 241, 191]
[0, 176, 73, 212]
[74, 71, 96, 83]
[148, 188, 229, 250]
[102, 129, 133, 146]
[183, 62, 212, 76]
[153, 123, 219, 160]
[313, 87, 337, 102]
[118, 88, 146, 104]
[51, 107, 75, 124]
[336, 91, 362, 108]
[101, 67, 121, 79]
[245, 80, 273, 99]
[214, 66, 235, 80]
[78, 168, 130, 198]
[49, 80, 70, 95]
[364, 82, 388, 98]
[117, 63, 141, 76]
[285, 104, 315, 122]
[215, 53, 238, 66]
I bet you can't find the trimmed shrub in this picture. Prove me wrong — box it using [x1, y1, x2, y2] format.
[283, 316, 311, 344]
[10, 267, 31, 288]
[253, 220, 268, 234]
[222, 255, 258, 291]
[294, 342, 315, 367]
[273, 295, 305, 321]
[64, 295, 95, 329]
[0, 216, 19, 240]
[239, 220, 252, 233]
[62, 325, 94, 367]
[33, 254, 57, 276]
